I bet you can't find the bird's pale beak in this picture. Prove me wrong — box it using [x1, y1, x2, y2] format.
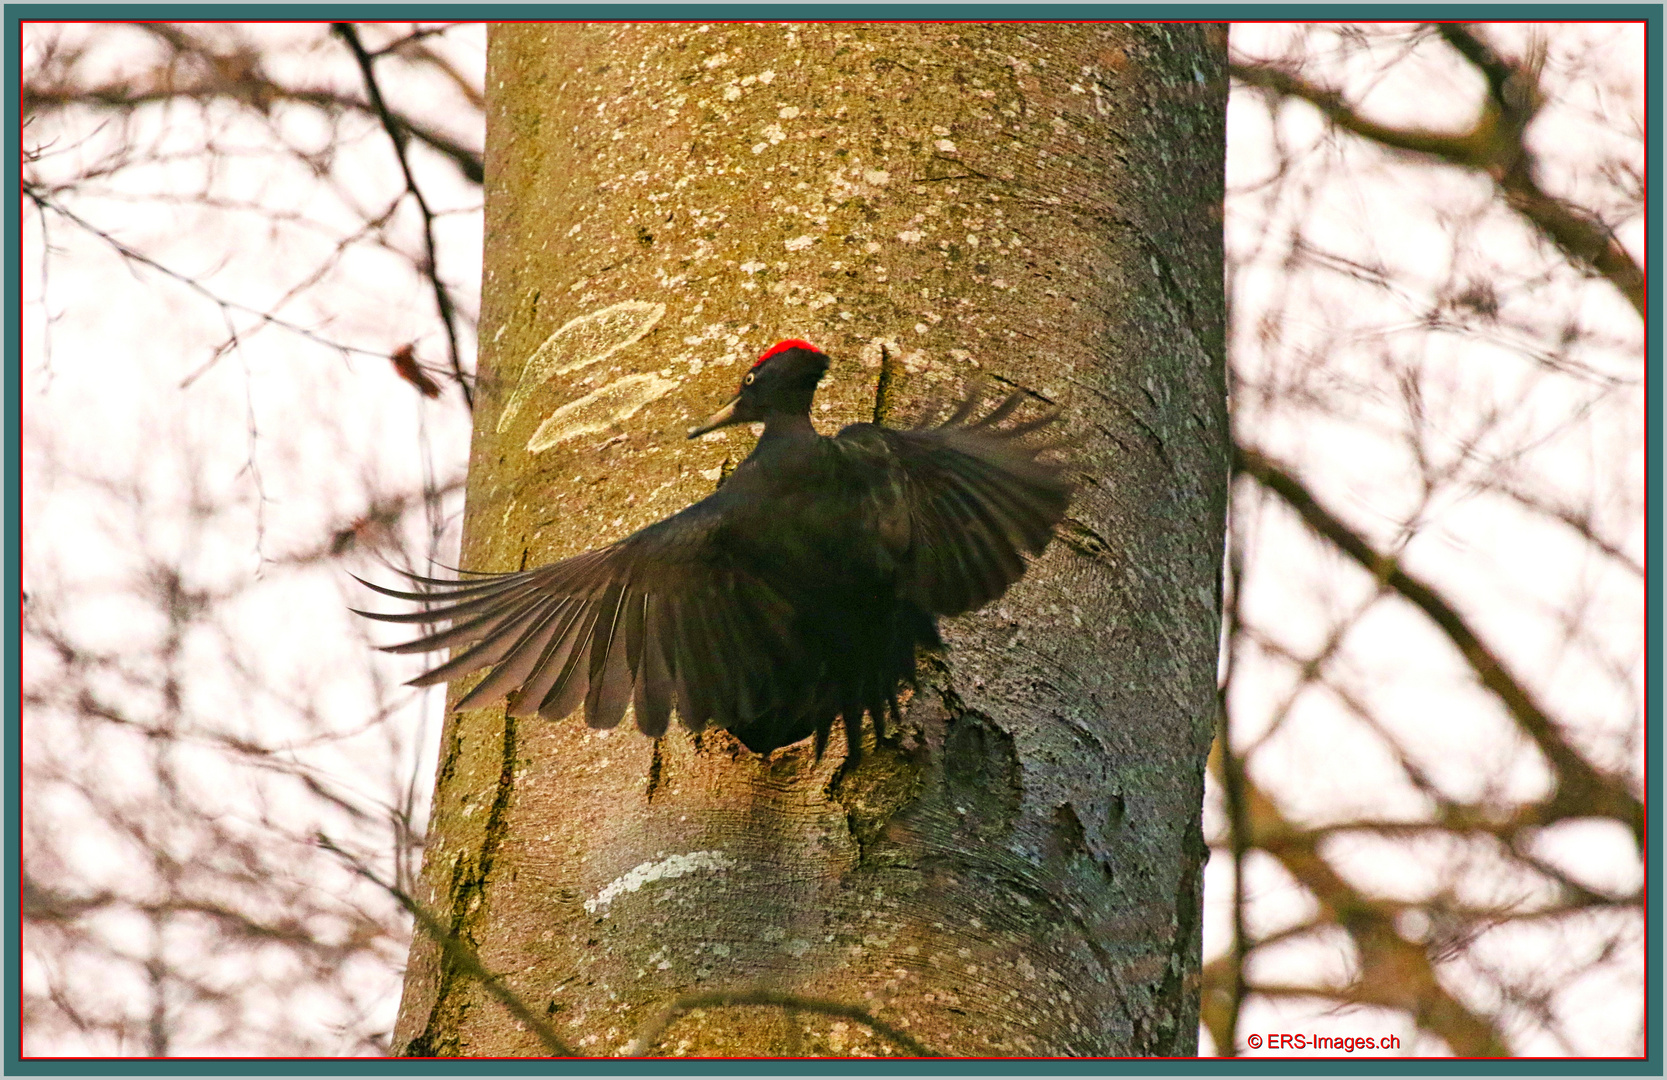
[687, 395, 742, 439]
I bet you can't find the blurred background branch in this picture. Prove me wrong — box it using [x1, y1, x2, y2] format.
[1231, 23, 1644, 315]
[1211, 21, 1642, 1058]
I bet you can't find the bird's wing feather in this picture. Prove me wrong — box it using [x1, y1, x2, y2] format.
[838, 392, 1072, 617]
[358, 497, 804, 735]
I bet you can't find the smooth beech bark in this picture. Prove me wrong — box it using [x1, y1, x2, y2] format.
[395, 22, 1227, 1057]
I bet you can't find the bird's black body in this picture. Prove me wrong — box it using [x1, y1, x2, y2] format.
[357, 341, 1071, 755]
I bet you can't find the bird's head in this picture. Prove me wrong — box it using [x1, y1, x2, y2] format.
[687, 339, 831, 438]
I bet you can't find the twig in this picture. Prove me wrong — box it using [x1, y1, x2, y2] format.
[229, 310, 269, 562]
[624, 988, 937, 1057]
[1480, 477, 1643, 579]
[367, 24, 460, 60]
[22, 182, 390, 374]
[334, 22, 473, 409]
[315, 834, 580, 1057]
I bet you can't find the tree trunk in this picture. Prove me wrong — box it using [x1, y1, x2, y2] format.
[394, 22, 1226, 1057]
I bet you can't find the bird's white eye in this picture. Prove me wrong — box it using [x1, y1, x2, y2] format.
[743, 372, 756, 386]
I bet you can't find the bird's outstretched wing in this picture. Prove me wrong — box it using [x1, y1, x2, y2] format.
[839, 391, 1072, 617]
[354, 501, 803, 738]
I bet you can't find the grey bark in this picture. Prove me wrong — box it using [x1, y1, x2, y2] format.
[393, 22, 1226, 1057]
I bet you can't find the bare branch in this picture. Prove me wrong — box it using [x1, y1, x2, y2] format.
[1230, 28, 1644, 317]
[1211, 537, 1250, 1058]
[23, 23, 484, 184]
[333, 22, 473, 409]
[1208, 746, 1511, 1056]
[1235, 443, 1643, 850]
[1481, 477, 1643, 579]
[22, 182, 390, 369]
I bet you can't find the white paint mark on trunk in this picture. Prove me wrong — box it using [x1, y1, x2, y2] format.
[584, 850, 736, 914]
[526, 373, 677, 452]
[498, 300, 667, 431]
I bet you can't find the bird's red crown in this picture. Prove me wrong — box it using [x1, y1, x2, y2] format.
[753, 339, 820, 369]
